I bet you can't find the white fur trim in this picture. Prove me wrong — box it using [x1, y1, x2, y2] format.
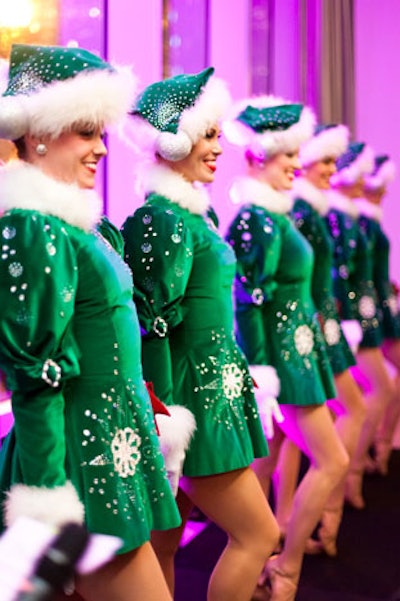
[291, 177, 329, 215]
[229, 176, 293, 214]
[179, 76, 232, 144]
[0, 58, 8, 95]
[354, 198, 383, 222]
[4, 481, 84, 528]
[0, 161, 102, 230]
[365, 158, 396, 190]
[330, 144, 374, 186]
[299, 125, 349, 166]
[125, 76, 231, 160]
[341, 320, 363, 353]
[223, 95, 316, 156]
[138, 163, 210, 215]
[156, 405, 196, 496]
[249, 365, 281, 398]
[0, 66, 136, 140]
[326, 189, 359, 218]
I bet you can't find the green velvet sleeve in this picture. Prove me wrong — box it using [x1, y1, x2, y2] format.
[121, 200, 194, 404]
[97, 215, 125, 257]
[0, 211, 81, 486]
[226, 206, 282, 365]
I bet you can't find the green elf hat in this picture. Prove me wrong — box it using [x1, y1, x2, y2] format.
[0, 43, 136, 140]
[365, 154, 396, 190]
[222, 94, 316, 160]
[299, 123, 349, 167]
[129, 66, 231, 161]
[330, 141, 374, 186]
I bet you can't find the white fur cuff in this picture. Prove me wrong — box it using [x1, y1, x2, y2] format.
[249, 365, 280, 398]
[4, 481, 85, 528]
[156, 405, 196, 496]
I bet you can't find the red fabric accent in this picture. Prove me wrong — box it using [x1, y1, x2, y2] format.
[145, 381, 170, 435]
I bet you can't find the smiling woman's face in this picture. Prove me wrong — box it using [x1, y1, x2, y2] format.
[260, 151, 301, 191]
[27, 123, 107, 189]
[303, 156, 337, 190]
[163, 124, 223, 184]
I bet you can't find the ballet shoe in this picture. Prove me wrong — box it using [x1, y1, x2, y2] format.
[264, 555, 298, 601]
[317, 508, 343, 557]
[344, 470, 365, 510]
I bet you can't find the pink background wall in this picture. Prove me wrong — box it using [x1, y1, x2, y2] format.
[355, 0, 400, 282]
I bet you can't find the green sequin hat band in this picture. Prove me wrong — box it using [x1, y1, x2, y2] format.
[365, 154, 396, 190]
[0, 44, 136, 140]
[128, 67, 232, 161]
[330, 141, 375, 186]
[299, 123, 349, 166]
[222, 95, 315, 159]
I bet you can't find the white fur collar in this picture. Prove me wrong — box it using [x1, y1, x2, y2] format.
[326, 189, 359, 218]
[354, 198, 383, 222]
[139, 163, 210, 215]
[0, 161, 102, 231]
[229, 176, 293, 214]
[291, 177, 329, 215]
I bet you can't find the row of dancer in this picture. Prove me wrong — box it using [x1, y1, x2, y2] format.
[0, 41, 398, 601]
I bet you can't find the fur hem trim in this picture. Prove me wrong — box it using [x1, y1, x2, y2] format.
[326, 190, 359, 218]
[4, 481, 85, 528]
[365, 159, 396, 190]
[0, 161, 102, 230]
[291, 177, 329, 215]
[300, 125, 349, 166]
[330, 144, 374, 186]
[354, 198, 383, 222]
[230, 176, 293, 214]
[223, 95, 316, 156]
[249, 365, 281, 398]
[0, 66, 136, 140]
[139, 163, 210, 215]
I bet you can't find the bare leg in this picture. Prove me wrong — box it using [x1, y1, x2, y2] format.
[314, 369, 367, 554]
[373, 339, 400, 474]
[265, 404, 349, 600]
[252, 426, 286, 500]
[180, 468, 280, 601]
[271, 437, 301, 537]
[151, 488, 193, 595]
[73, 542, 173, 601]
[347, 347, 394, 507]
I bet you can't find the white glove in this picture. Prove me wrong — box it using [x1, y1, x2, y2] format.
[341, 319, 363, 354]
[255, 392, 284, 439]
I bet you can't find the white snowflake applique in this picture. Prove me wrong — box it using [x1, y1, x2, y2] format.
[221, 363, 244, 401]
[111, 427, 142, 478]
[294, 324, 314, 356]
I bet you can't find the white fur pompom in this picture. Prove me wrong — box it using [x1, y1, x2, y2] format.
[156, 130, 192, 161]
[0, 96, 28, 140]
[4, 481, 85, 528]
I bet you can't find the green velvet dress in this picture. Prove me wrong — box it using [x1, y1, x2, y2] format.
[225, 177, 336, 406]
[0, 162, 180, 552]
[325, 190, 382, 348]
[121, 165, 268, 478]
[356, 199, 400, 340]
[291, 179, 355, 375]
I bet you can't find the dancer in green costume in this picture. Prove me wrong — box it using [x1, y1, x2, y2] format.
[224, 97, 349, 601]
[122, 68, 280, 601]
[326, 142, 395, 511]
[0, 44, 180, 601]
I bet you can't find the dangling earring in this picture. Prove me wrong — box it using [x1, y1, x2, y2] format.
[35, 143, 48, 156]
